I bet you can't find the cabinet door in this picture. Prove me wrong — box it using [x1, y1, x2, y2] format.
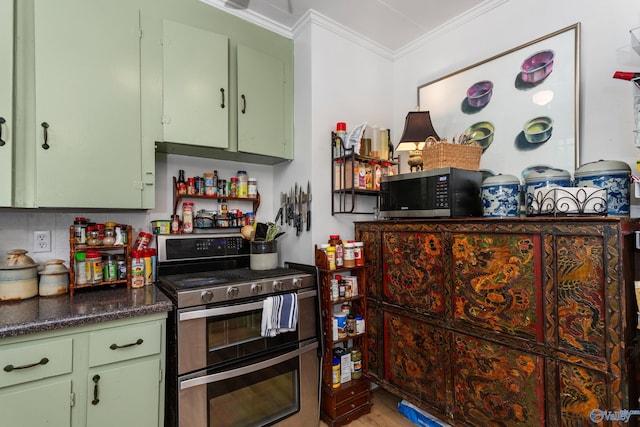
[382, 231, 446, 317]
[453, 333, 545, 426]
[237, 44, 291, 159]
[452, 232, 542, 341]
[33, 0, 143, 208]
[0, 379, 71, 426]
[86, 358, 160, 427]
[384, 311, 448, 412]
[162, 20, 229, 149]
[0, 0, 12, 207]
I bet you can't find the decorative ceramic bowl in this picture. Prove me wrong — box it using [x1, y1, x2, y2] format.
[523, 116, 553, 143]
[465, 121, 495, 151]
[466, 81, 493, 108]
[481, 174, 521, 217]
[521, 50, 555, 83]
[574, 159, 631, 216]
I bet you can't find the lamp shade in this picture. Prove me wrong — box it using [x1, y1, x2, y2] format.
[395, 111, 440, 151]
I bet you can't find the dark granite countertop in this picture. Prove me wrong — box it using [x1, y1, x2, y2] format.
[0, 285, 174, 339]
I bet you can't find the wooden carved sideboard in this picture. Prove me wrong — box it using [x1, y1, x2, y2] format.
[355, 218, 640, 427]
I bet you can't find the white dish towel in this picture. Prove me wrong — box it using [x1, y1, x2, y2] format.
[261, 293, 298, 337]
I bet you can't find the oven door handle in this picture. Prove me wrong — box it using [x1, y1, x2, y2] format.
[179, 340, 319, 390]
[178, 289, 317, 321]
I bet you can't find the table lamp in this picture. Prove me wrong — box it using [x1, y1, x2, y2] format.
[395, 111, 440, 172]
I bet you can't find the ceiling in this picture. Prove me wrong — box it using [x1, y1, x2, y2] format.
[201, 0, 496, 52]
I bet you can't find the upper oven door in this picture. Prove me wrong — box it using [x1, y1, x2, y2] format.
[177, 289, 318, 375]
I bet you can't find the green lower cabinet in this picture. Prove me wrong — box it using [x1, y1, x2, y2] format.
[87, 359, 160, 427]
[0, 379, 72, 425]
[0, 314, 166, 427]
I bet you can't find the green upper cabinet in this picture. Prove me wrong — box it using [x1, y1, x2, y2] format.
[162, 19, 229, 149]
[237, 44, 291, 160]
[0, 0, 13, 207]
[32, 0, 153, 208]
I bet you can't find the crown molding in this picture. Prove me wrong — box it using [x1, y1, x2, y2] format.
[293, 10, 394, 60]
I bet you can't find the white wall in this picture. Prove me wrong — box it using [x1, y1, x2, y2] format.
[393, 0, 640, 184]
[276, 13, 394, 266]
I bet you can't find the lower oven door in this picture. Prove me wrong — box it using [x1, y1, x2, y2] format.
[177, 289, 318, 375]
[178, 340, 320, 427]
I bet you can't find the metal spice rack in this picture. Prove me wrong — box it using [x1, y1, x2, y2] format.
[331, 131, 397, 215]
[68, 226, 132, 296]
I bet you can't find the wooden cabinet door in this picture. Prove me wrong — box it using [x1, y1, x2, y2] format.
[384, 311, 448, 412]
[86, 358, 160, 427]
[555, 234, 607, 358]
[382, 231, 447, 317]
[33, 0, 143, 208]
[0, 379, 72, 426]
[162, 19, 229, 149]
[237, 44, 291, 159]
[453, 333, 545, 426]
[0, 0, 12, 207]
[451, 232, 542, 341]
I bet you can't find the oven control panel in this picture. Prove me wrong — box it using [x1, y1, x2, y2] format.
[157, 233, 249, 262]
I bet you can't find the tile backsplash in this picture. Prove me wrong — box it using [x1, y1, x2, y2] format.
[0, 209, 152, 267]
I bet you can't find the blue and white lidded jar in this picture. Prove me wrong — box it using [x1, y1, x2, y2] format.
[524, 166, 572, 215]
[481, 174, 521, 217]
[574, 160, 631, 217]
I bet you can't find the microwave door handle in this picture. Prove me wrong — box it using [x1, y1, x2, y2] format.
[180, 341, 319, 390]
[178, 289, 317, 321]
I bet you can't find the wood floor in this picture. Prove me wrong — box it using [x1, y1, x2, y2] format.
[318, 387, 418, 427]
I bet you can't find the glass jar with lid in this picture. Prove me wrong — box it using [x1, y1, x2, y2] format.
[103, 222, 117, 246]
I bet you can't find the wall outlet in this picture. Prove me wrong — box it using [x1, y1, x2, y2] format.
[33, 230, 51, 253]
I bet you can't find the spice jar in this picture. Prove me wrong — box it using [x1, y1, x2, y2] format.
[326, 246, 336, 270]
[182, 202, 194, 233]
[248, 177, 258, 198]
[346, 314, 357, 337]
[237, 170, 248, 197]
[102, 254, 117, 282]
[85, 250, 103, 284]
[103, 222, 116, 246]
[74, 217, 88, 244]
[130, 250, 145, 289]
[86, 225, 101, 246]
[328, 235, 344, 268]
[229, 177, 238, 197]
[133, 231, 152, 251]
[171, 215, 180, 234]
[354, 242, 364, 266]
[350, 346, 362, 379]
[343, 242, 355, 268]
[332, 357, 341, 389]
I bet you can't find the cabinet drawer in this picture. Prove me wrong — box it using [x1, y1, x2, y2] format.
[89, 321, 161, 367]
[333, 379, 369, 401]
[0, 338, 73, 388]
[335, 392, 370, 418]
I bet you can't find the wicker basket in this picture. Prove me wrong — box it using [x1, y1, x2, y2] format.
[422, 142, 482, 171]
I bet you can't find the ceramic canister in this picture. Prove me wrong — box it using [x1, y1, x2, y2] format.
[523, 166, 572, 215]
[38, 259, 69, 296]
[574, 160, 631, 216]
[481, 174, 521, 217]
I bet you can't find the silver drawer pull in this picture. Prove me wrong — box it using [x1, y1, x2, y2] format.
[4, 357, 49, 372]
[109, 338, 143, 350]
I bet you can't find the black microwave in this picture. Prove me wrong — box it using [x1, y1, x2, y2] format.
[379, 167, 483, 218]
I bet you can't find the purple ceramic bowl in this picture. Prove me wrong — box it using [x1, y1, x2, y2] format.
[521, 50, 555, 83]
[466, 80, 493, 108]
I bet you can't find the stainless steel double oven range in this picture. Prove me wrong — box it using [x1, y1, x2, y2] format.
[155, 232, 321, 427]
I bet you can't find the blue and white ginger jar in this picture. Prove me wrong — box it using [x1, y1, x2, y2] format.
[481, 174, 521, 217]
[574, 160, 631, 217]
